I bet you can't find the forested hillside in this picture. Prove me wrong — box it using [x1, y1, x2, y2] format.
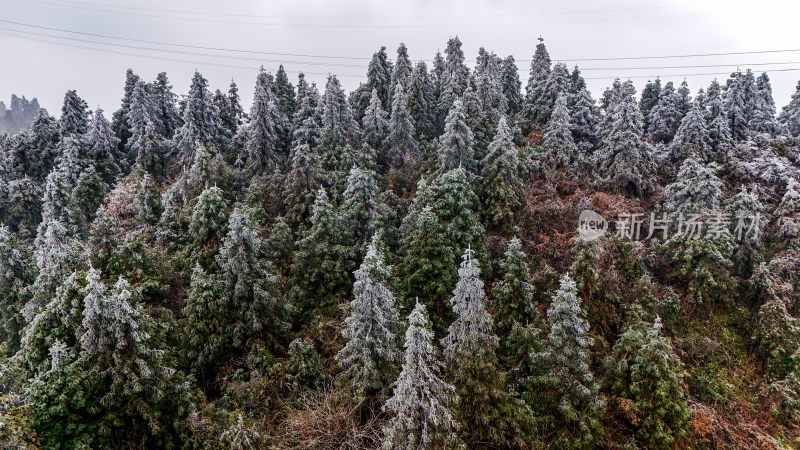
[0, 95, 40, 136]
[1, 37, 800, 449]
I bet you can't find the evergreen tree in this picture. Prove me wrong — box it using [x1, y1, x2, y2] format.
[776, 179, 800, 239]
[522, 37, 553, 127]
[595, 95, 656, 196]
[227, 79, 246, 132]
[189, 185, 229, 251]
[665, 158, 723, 214]
[360, 88, 389, 152]
[539, 274, 605, 447]
[58, 90, 89, 137]
[480, 117, 525, 227]
[149, 72, 181, 138]
[407, 61, 435, 141]
[779, 80, 800, 137]
[283, 143, 321, 228]
[611, 312, 690, 449]
[128, 80, 167, 177]
[318, 75, 359, 175]
[669, 102, 713, 162]
[389, 43, 413, 107]
[340, 166, 382, 248]
[749, 72, 778, 134]
[290, 188, 355, 319]
[725, 185, 764, 276]
[336, 237, 401, 396]
[381, 302, 459, 450]
[492, 236, 535, 336]
[501, 55, 523, 116]
[442, 247, 533, 447]
[569, 88, 599, 151]
[217, 206, 288, 354]
[386, 83, 419, 169]
[0, 226, 34, 355]
[239, 68, 286, 175]
[132, 172, 162, 226]
[85, 107, 121, 183]
[172, 71, 229, 170]
[436, 100, 475, 172]
[676, 80, 692, 115]
[723, 70, 757, 140]
[351, 46, 393, 120]
[543, 92, 579, 169]
[274, 64, 297, 120]
[112, 69, 140, 153]
[648, 82, 684, 143]
[640, 78, 662, 130]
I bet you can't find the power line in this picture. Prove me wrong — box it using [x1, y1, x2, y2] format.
[0, 31, 364, 78]
[19, 1, 721, 29]
[5, 18, 800, 66]
[8, 25, 800, 73]
[583, 68, 800, 80]
[42, 0, 717, 20]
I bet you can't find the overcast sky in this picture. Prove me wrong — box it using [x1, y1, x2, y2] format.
[2, 0, 800, 115]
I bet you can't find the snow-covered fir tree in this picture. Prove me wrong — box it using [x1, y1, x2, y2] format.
[522, 37, 552, 127]
[132, 172, 162, 226]
[389, 43, 413, 107]
[386, 83, 419, 169]
[501, 55, 523, 116]
[436, 100, 475, 172]
[149, 72, 181, 138]
[670, 102, 713, 162]
[480, 117, 525, 227]
[539, 274, 605, 447]
[360, 88, 389, 152]
[336, 236, 401, 396]
[595, 94, 656, 196]
[640, 78, 662, 130]
[665, 158, 723, 214]
[779, 80, 800, 137]
[171, 71, 228, 170]
[381, 301, 459, 450]
[543, 92, 579, 169]
[648, 81, 684, 143]
[238, 68, 287, 175]
[58, 90, 89, 137]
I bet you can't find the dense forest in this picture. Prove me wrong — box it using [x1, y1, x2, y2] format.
[1, 36, 800, 449]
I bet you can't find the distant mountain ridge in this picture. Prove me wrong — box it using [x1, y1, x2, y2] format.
[0, 95, 40, 135]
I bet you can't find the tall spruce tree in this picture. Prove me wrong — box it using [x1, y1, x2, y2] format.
[336, 237, 401, 396]
[522, 37, 553, 127]
[381, 301, 459, 450]
[172, 71, 229, 170]
[436, 100, 475, 173]
[58, 90, 89, 137]
[480, 117, 525, 227]
[386, 83, 419, 169]
[543, 92, 579, 169]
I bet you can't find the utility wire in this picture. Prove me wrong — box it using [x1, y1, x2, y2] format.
[4, 18, 800, 65]
[40, 0, 717, 20]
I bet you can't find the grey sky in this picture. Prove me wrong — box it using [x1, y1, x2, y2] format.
[2, 0, 800, 115]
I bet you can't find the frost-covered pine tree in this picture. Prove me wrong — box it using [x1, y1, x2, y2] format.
[500, 55, 523, 116]
[291, 79, 321, 149]
[669, 102, 713, 162]
[438, 36, 470, 117]
[522, 37, 552, 127]
[283, 142, 321, 227]
[648, 81, 684, 143]
[569, 87, 599, 151]
[128, 80, 166, 177]
[749, 72, 778, 135]
[0, 226, 34, 355]
[543, 92, 579, 169]
[340, 166, 382, 248]
[360, 88, 389, 152]
[595, 95, 656, 196]
[706, 94, 734, 155]
[539, 274, 605, 447]
[111, 69, 140, 153]
[172, 71, 229, 170]
[290, 188, 355, 318]
[85, 107, 121, 183]
[726, 185, 764, 275]
[386, 83, 419, 169]
[639, 78, 662, 130]
[776, 179, 800, 239]
[132, 172, 162, 226]
[239, 68, 287, 175]
[59, 89, 89, 137]
[26, 218, 78, 321]
[779, 80, 800, 137]
[149, 72, 181, 138]
[351, 46, 393, 120]
[381, 301, 459, 450]
[189, 185, 229, 249]
[724, 69, 757, 140]
[480, 117, 524, 227]
[336, 236, 401, 396]
[611, 312, 690, 448]
[492, 236, 535, 335]
[407, 61, 435, 141]
[676, 79, 692, 115]
[318, 75, 359, 174]
[217, 206, 288, 353]
[227, 79, 246, 132]
[436, 100, 475, 172]
[665, 158, 723, 214]
[389, 43, 413, 107]
[274, 64, 297, 120]
[441, 247, 532, 447]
